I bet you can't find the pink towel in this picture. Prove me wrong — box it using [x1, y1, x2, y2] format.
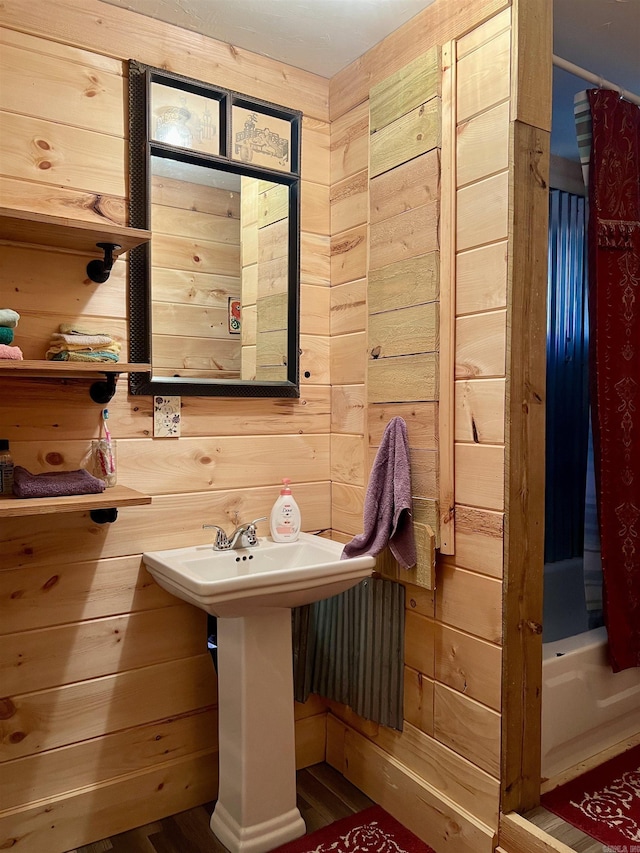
[0, 344, 23, 360]
[342, 416, 417, 569]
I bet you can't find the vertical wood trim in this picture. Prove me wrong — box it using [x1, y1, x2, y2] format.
[501, 119, 549, 813]
[510, 0, 552, 132]
[438, 41, 456, 554]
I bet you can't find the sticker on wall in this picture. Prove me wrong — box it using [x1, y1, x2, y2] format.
[228, 298, 241, 334]
[154, 396, 181, 437]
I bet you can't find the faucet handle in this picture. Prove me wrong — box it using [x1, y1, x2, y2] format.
[202, 524, 230, 550]
[229, 517, 267, 549]
[244, 517, 267, 546]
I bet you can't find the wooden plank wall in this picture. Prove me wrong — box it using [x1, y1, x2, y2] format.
[0, 0, 553, 850]
[500, 0, 550, 818]
[368, 47, 441, 589]
[0, 4, 330, 851]
[327, 4, 516, 853]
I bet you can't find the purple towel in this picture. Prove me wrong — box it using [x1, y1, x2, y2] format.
[342, 416, 417, 569]
[12, 466, 106, 499]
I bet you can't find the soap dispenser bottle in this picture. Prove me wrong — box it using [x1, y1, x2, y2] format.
[270, 478, 301, 542]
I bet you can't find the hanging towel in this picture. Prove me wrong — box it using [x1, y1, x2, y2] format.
[0, 327, 14, 345]
[0, 309, 20, 328]
[342, 416, 417, 569]
[12, 466, 106, 498]
[0, 344, 23, 360]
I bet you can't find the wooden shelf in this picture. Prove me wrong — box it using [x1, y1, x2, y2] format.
[0, 360, 151, 379]
[0, 207, 151, 255]
[0, 208, 154, 523]
[0, 485, 152, 518]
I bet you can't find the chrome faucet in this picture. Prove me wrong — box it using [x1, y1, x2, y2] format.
[228, 517, 267, 549]
[202, 524, 230, 551]
[203, 517, 266, 551]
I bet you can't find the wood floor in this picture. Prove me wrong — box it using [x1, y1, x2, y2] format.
[65, 762, 611, 853]
[525, 806, 606, 852]
[67, 764, 374, 853]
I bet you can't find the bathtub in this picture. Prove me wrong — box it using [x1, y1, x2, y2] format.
[543, 557, 589, 643]
[541, 625, 640, 779]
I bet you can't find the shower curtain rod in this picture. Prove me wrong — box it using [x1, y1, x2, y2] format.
[553, 54, 640, 107]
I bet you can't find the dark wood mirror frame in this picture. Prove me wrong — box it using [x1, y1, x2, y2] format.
[128, 60, 301, 397]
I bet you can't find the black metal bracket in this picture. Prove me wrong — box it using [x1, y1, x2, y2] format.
[87, 242, 122, 283]
[90, 508, 118, 524]
[89, 372, 119, 404]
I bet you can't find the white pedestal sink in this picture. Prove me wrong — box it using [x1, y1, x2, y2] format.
[143, 533, 375, 853]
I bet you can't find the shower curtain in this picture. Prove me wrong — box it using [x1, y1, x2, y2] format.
[587, 88, 640, 671]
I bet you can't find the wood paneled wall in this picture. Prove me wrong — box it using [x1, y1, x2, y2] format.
[0, 0, 552, 850]
[0, 5, 329, 851]
[327, 5, 508, 844]
[368, 47, 441, 592]
[327, 1, 548, 851]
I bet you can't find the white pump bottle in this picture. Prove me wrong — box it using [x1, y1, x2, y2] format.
[269, 478, 301, 542]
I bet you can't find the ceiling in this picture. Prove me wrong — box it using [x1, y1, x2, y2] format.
[101, 0, 639, 161]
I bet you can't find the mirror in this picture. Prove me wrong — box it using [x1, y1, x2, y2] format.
[128, 62, 301, 397]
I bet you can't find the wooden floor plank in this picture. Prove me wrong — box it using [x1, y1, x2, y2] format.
[73, 764, 371, 853]
[295, 767, 355, 823]
[109, 828, 155, 853]
[525, 806, 603, 853]
[306, 763, 375, 812]
[71, 764, 604, 853]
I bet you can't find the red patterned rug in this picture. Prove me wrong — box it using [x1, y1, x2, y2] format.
[273, 806, 436, 853]
[541, 744, 640, 847]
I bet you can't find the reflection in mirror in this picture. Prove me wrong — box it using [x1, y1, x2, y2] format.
[150, 159, 242, 379]
[150, 159, 290, 382]
[128, 61, 301, 397]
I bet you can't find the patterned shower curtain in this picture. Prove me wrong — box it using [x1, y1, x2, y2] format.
[587, 88, 640, 671]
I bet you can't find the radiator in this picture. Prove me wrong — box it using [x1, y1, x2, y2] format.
[292, 577, 405, 730]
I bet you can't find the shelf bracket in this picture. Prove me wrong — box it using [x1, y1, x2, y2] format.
[90, 508, 119, 524]
[87, 242, 121, 283]
[89, 372, 118, 404]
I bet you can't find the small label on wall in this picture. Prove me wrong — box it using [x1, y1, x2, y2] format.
[154, 396, 181, 437]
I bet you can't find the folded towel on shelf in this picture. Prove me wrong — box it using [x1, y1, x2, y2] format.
[0, 344, 23, 360]
[50, 332, 116, 347]
[0, 309, 20, 328]
[45, 324, 121, 363]
[59, 323, 113, 337]
[12, 466, 106, 499]
[48, 350, 121, 363]
[342, 416, 417, 569]
[46, 341, 121, 357]
[0, 327, 14, 345]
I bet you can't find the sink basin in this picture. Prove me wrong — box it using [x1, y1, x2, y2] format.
[143, 531, 375, 853]
[143, 531, 375, 617]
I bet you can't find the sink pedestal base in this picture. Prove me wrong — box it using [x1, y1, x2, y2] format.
[210, 610, 306, 853]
